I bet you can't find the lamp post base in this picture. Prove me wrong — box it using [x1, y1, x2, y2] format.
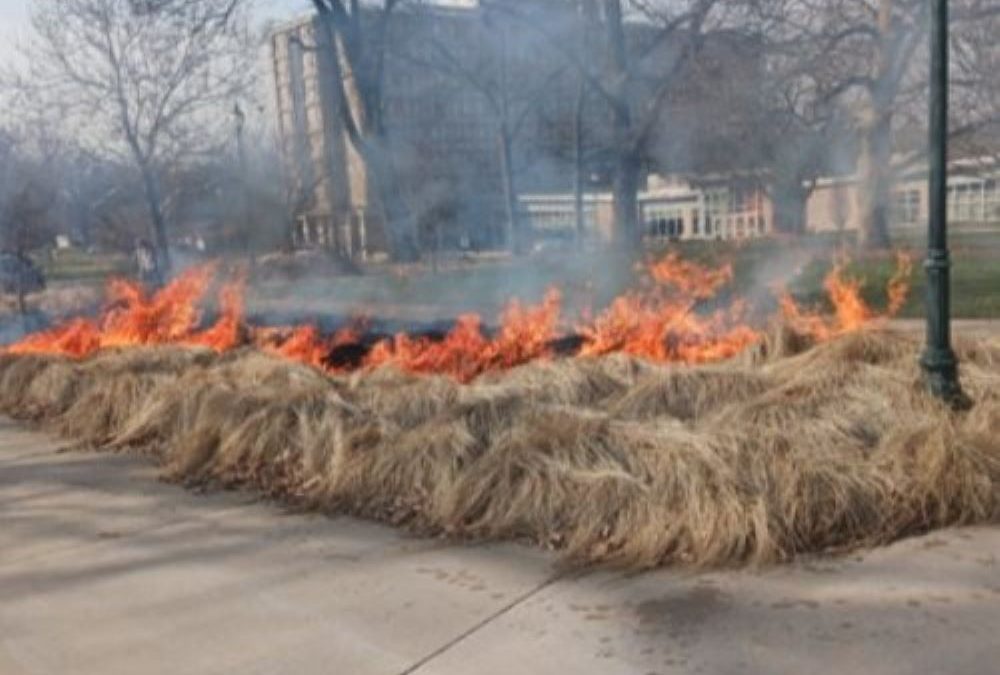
[920, 349, 971, 409]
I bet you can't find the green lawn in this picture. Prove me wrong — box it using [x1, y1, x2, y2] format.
[22, 234, 1000, 321]
[255, 237, 1000, 321]
[763, 238, 1000, 319]
[658, 232, 999, 319]
[251, 234, 1000, 321]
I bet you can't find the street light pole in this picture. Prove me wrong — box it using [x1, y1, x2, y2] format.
[920, 0, 965, 404]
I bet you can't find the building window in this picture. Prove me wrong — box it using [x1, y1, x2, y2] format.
[893, 189, 920, 225]
[948, 183, 979, 222]
[985, 179, 1000, 221]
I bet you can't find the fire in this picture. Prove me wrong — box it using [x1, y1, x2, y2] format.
[780, 252, 913, 340]
[6, 318, 102, 358]
[7, 266, 216, 357]
[365, 314, 491, 381]
[647, 252, 734, 300]
[5, 265, 254, 357]
[362, 289, 562, 381]
[2, 251, 915, 380]
[185, 274, 248, 351]
[263, 325, 334, 368]
[256, 319, 366, 369]
[581, 254, 758, 363]
[887, 251, 915, 316]
[485, 288, 563, 367]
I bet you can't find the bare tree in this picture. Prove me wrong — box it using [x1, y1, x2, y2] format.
[572, 0, 600, 247]
[14, 0, 255, 273]
[398, 2, 570, 254]
[758, 0, 1000, 248]
[502, 0, 742, 251]
[746, 1, 858, 234]
[845, 0, 925, 248]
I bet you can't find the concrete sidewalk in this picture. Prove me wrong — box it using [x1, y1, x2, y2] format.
[1, 418, 998, 675]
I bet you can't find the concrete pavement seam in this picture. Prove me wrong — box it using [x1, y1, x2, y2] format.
[397, 571, 567, 675]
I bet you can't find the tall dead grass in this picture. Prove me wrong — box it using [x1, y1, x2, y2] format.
[1, 329, 998, 569]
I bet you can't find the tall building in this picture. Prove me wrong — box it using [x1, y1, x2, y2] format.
[272, 14, 366, 256]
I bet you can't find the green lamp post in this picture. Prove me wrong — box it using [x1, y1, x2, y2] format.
[920, 0, 966, 404]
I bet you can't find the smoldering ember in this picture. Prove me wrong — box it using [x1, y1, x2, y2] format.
[1, 0, 999, 673]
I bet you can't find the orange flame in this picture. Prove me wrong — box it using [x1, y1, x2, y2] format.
[185, 273, 247, 351]
[581, 254, 757, 363]
[7, 266, 216, 356]
[257, 322, 365, 370]
[780, 252, 913, 340]
[887, 251, 915, 316]
[648, 252, 735, 299]
[266, 325, 330, 368]
[3, 251, 915, 379]
[361, 289, 562, 381]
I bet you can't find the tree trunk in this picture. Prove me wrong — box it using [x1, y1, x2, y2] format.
[498, 126, 522, 254]
[856, 107, 894, 250]
[772, 177, 811, 235]
[283, 214, 297, 252]
[431, 218, 442, 274]
[76, 207, 92, 248]
[16, 283, 27, 316]
[857, 0, 895, 250]
[573, 75, 587, 248]
[612, 148, 642, 251]
[139, 163, 172, 275]
[364, 138, 418, 262]
[602, 0, 642, 253]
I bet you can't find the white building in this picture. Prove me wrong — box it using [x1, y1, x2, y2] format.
[520, 173, 774, 244]
[521, 159, 1000, 244]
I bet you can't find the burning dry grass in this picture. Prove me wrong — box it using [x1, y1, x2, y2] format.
[1, 328, 998, 569]
[3, 251, 914, 381]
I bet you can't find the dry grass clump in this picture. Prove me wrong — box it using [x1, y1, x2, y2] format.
[0, 354, 80, 420]
[1, 328, 999, 569]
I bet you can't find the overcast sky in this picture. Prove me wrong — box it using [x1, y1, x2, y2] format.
[0, 0, 314, 62]
[0, 0, 29, 47]
[0, 0, 474, 64]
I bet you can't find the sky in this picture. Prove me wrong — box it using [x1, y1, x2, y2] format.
[0, 0, 472, 130]
[0, 0, 474, 64]
[0, 0, 29, 50]
[0, 0, 312, 61]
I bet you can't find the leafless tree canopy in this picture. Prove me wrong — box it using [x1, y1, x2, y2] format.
[309, 0, 422, 261]
[753, 0, 1000, 245]
[12, 0, 256, 271]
